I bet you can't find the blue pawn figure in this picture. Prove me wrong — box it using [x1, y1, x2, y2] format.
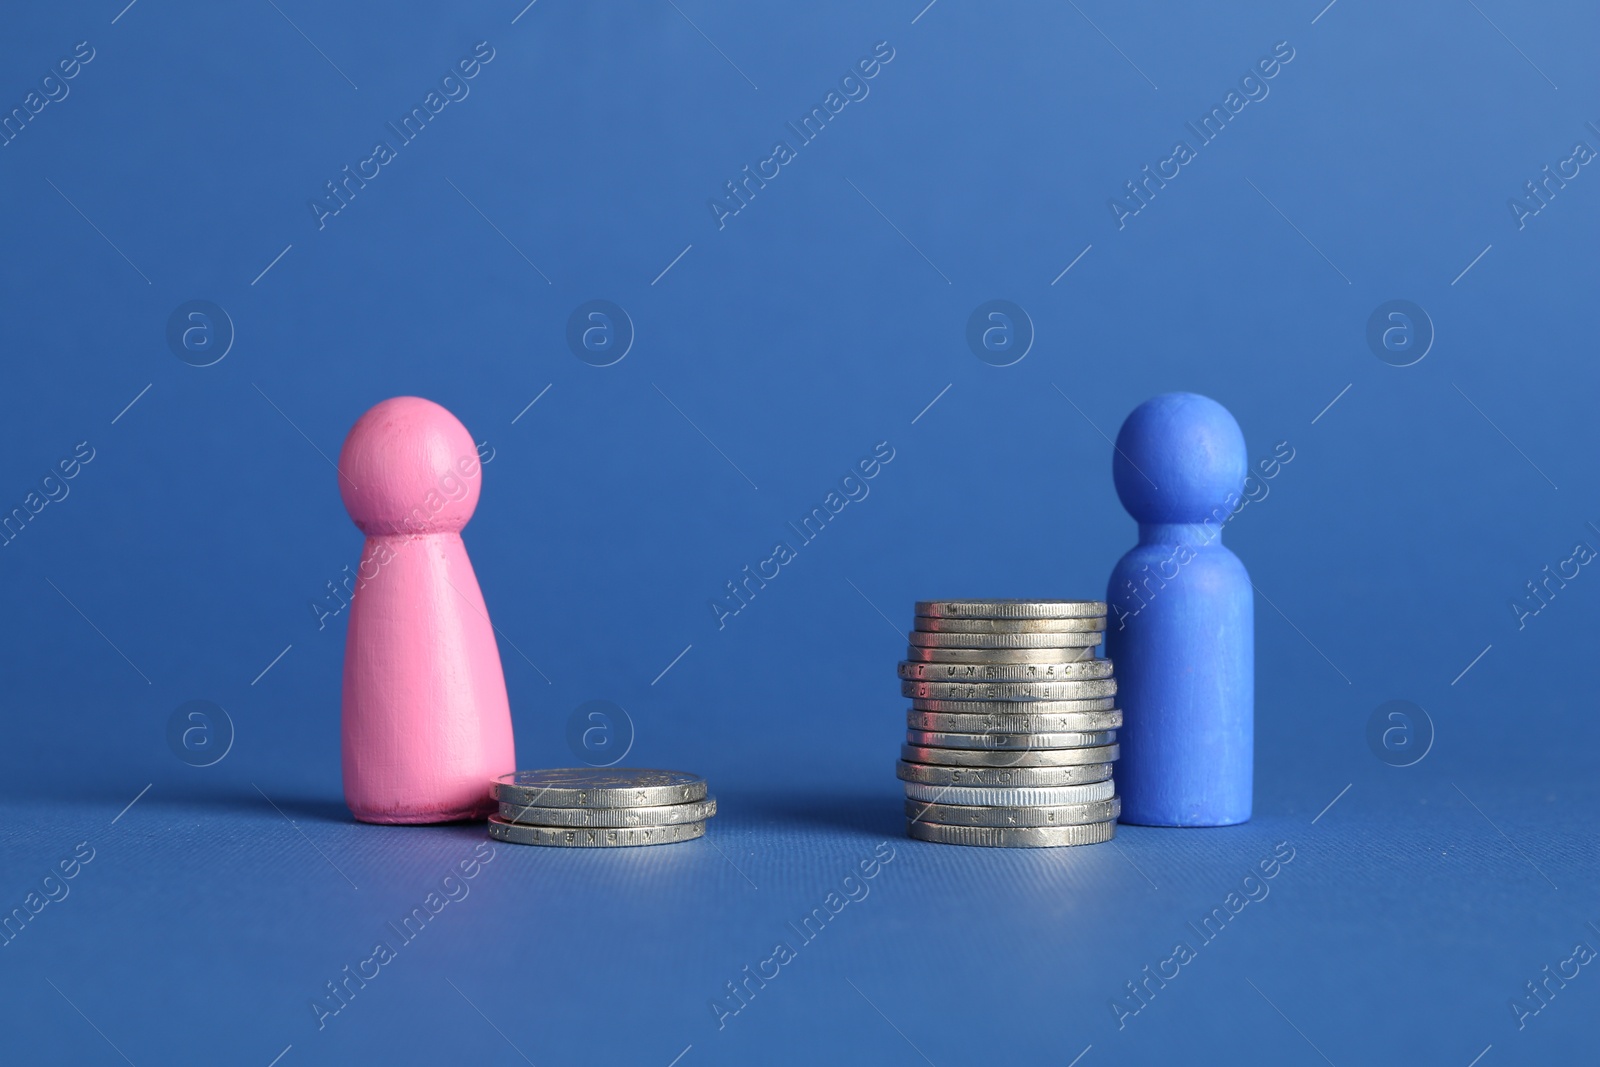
[1105, 393, 1252, 826]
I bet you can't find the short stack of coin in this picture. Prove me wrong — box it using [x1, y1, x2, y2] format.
[487, 769, 716, 847]
[898, 599, 1121, 847]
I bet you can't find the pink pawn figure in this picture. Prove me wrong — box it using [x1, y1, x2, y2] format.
[337, 397, 516, 823]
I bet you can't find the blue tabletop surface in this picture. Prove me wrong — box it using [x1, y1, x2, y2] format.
[2, 1, 1597, 1063]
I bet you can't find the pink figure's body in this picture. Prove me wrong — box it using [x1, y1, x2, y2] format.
[337, 396, 516, 824]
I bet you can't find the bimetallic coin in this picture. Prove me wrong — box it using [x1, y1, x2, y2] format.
[907, 819, 1116, 847]
[909, 696, 1117, 715]
[487, 815, 707, 846]
[905, 645, 1096, 665]
[902, 678, 1118, 701]
[906, 729, 1117, 750]
[902, 779, 1115, 806]
[908, 708, 1123, 733]
[497, 797, 717, 827]
[898, 659, 1113, 682]
[904, 796, 1121, 827]
[896, 760, 1114, 788]
[492, 768, 707, 808]
[902, 743, 1119, 768]
[908, 630, 1102, 649]
[915, 600, 1107, 620]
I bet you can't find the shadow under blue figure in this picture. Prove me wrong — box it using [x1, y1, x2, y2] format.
[1106, 393, 1253, 827]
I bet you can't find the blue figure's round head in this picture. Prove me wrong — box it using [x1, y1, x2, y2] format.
[1112, 392, 1247, 523]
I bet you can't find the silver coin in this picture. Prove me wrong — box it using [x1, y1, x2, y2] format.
[497, 797, 717, 827]
[903, 678, 1118, 700]
[903, 779, 1115, 806]
[914, 616, 1107, 634]
[906, 646, 1097, 665]
[898, 659, 1113, 682]
[492, 769, 707, 808]
[909, 696, 1117, 714]
[907, 819, 1116, 847]
[487, 815, 707, 846]
[906, 729, 1117, 750]
[902, 743, 1119, 767]
[908, 708, 1122, 733]
[904, 796, 1121, 827]
[908, 630, 1102, 649]
[905, 645, 1097, 664]
[896, 760, 1114, 787]
[916, 600, 1107, 620]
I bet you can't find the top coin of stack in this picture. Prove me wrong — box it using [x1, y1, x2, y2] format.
[487, 769, 716, 847]
[898, 600, 1121, 847]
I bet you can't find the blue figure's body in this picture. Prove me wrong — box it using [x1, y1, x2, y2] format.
[1105, 393, 1253, 826]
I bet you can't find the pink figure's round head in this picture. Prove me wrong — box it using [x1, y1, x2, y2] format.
[338, 397, 483, 535]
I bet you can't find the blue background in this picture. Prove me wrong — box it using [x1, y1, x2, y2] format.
[1, 1, 1596, 1063]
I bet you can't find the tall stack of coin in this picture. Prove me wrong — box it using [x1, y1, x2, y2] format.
[899, 600, 1120, 847]
[487, 769, 716, 847]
